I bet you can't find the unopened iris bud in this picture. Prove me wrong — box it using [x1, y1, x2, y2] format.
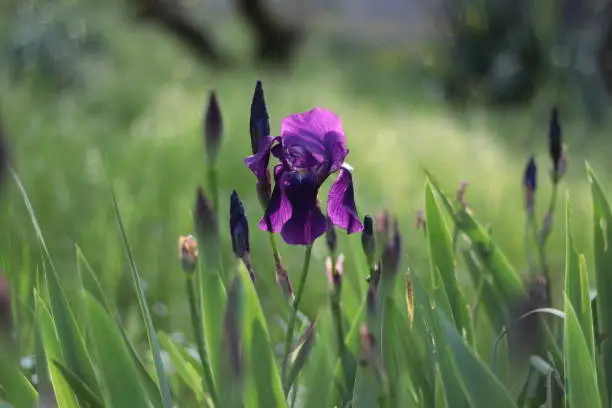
[381, 218, 401, 277]
[179, 235, 198, 274]
[194, 186, 218, 241]
[548, 106, 562, 179]
[204, 91, 223, 162]
[523, 156, 537, 213]
[229, 191, 250, 259]
[326, 254, 344, 293]
[361, 215, 375, 265]
[249, 80, 271, 154]
[326, 218, 337, 255]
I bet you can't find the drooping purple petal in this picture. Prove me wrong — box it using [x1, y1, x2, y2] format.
[327, 169, 363, 234]
[279, 170, 327, 245]
[244, 136, 280, 181]
[259, 165, 292, 232]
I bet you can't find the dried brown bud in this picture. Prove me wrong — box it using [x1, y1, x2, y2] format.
[456, 181, 469, 208]
[179, 235, 198, 273]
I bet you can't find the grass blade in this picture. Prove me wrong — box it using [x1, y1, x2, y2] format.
[158, 332, 206, 404]
[425, 180, 472, 340]
[564, 293, 602, 408]
[52, 361, 105, 408]
[586, 163, 612, 402]
[237, 264, 286, 407]
[111, 187, 173, 408]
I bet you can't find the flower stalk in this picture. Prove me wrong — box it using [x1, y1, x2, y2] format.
[281, 243, 313, 386]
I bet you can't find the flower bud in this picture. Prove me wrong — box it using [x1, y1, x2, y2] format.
[256, 168, 272, 210]
[381, 218, 401, 277]
[204, 91, 223, 162]
[179, 235, 198, 274]
[326, 218, 337, 255]
[361, 215, 375, 265]
[523, 156, 537, 213]
[249, 80, 271, 154]
[229, 191, 250, 259]
[548, 106, 562, 178]
[194, 186, 218, 241]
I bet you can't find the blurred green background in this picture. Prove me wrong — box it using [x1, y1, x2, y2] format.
[2, 0, 612, 342]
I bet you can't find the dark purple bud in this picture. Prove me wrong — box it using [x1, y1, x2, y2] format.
[361, 215, 375, 265]
[548, 107, 562, 175]
[381, 218, 401, 277]
[249, 81, 271, 154]
[524, 156, 537, 191]
[230, 191, 250, 259]
[194, 186, 218, 243]
[524, 157, 537, 213]
[204, 91, 223, 162]
[326, 218, 337, 255]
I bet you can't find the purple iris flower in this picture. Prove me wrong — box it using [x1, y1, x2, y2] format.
[244, 107, 364, 245]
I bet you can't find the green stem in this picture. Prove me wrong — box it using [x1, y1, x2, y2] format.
[186, 276, 218, 405]
[281, 244, 313, 384]
[207, 164, 219, 212]
[330, 294, 351, 392]
[533, 181, 558, 305]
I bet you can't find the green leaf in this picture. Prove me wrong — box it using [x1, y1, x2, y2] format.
[435, 308, 517, 408]
[111, 188, 173, 408]
[83, 291, 151, 408]
[586, 163, 612, 402]
[425, 180, 472, 341]
[34, 293, 79, 408]
[52, 361, 105, 408]
[434, 363, 448, 408]
[303, 309, 335, 408]
[158, 332, 205, 404]
[75, 246, 162, 407]
[238, 264, 286, 408]
[0, 354, 37, 408]
[285, 318, 317, 394]
[425, 171, 525, 304]
[11, 169, 99, 394]
[564, 193, 595, 359]
[564, 293, 602, 408]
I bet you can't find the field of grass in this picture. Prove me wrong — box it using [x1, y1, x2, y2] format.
[3, 4, 612, 407]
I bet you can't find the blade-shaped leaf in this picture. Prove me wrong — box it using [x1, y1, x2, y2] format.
[112, 189, 172, 408]
[12, 170, 98, 393]
[435, 307, 517, 408]
[425, 180, 472, 341]
[238, 264, 286, 407]
[158, 332, 205, 404]
[52, 361, 105, 408]
[35, 293, 79, 408]
[425, 171, 525, 304]
[586, 163, 612, 401]
[564, 293, 602, 408]
[564, 193, 595, 359]
[303, 309, 335, 408]
[83, 291, 151, 408]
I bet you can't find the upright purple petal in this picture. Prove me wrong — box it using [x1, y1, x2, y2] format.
[327, 169, 363, 234]
[279, 108, 349, 182]
[259, 165, 292, 232]
[280, 170, 327, 245]
[244, 136, 280, 181]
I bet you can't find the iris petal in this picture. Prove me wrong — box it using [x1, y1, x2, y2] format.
[327, 169, 363, 234]
[279, 170, 327, 245]
[259, 165, 292, 232]
[244, 136, 280, 181]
